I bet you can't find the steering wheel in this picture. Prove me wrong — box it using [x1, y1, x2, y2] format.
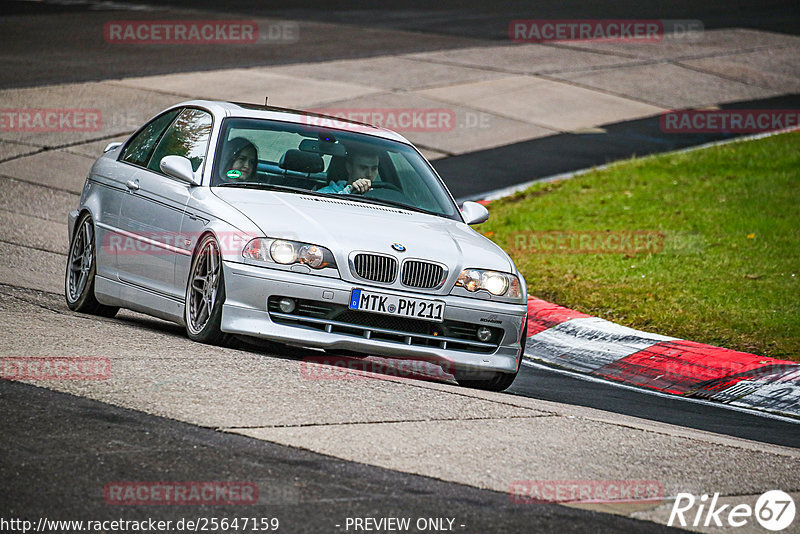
[368, 182, 402, 193]
[362, 181, 408, 203]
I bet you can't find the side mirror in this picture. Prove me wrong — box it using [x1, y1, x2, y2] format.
[460, 201, 489, 225]
[103, 142, 122, 153]
[160, 155, 200, 185]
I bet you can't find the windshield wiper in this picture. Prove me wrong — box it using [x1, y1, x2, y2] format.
[338, 194, 438, 216]
[216, 182, 321, 196]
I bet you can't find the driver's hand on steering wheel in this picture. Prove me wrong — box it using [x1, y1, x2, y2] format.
[348, 178, 372, 194]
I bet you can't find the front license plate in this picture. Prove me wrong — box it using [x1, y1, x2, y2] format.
[349, 289, 445, 323]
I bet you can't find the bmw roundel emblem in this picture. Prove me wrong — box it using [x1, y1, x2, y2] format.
[391, 243, 406, 252]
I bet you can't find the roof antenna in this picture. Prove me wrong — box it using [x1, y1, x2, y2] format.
[264, 96, 268, 106]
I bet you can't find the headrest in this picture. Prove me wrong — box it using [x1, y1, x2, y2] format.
[279, 149, 324, 174]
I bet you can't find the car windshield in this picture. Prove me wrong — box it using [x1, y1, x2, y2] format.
[211, 117, 459, 219]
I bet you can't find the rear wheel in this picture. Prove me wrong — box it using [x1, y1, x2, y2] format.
[185, 234, 229, 345]
[64, 213, 119, 317]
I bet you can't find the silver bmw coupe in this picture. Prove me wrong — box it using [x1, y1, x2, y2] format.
[65, 100, 528, 391]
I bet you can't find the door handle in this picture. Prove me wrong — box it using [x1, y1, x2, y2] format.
[125, 179, 140, 191]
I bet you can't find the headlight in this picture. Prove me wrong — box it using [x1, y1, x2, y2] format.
[298, 244, 325, 268]
[270, 240, 297, 264]
[456, 269, 522, 299]
[482, 271, 509, 296]
[458, 269, 482, 292]
[242, 238, 336, 269]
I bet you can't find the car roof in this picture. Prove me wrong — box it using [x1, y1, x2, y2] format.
[175, 100, 412, 144]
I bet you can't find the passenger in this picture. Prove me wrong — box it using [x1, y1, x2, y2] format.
[220, 137, 258, 182]
[318, 147, 379, 194]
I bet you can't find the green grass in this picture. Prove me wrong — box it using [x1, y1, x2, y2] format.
[478, 131, 800, 360]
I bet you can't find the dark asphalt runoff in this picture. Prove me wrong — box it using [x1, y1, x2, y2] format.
[446, 93, 800, 200]
[74, 0, 800, 39]
[0, 379, 685, 533]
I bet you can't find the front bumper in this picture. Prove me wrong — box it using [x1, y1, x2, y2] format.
[220, 261, 527, 374]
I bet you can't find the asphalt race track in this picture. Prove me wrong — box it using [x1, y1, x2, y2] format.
[1, 379, 679, 533]
[1, 1, 799, 532]
[5, 0, 798, 88]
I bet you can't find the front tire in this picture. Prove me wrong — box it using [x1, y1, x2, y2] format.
[185, 234, 229, 345]
[64, 213, 119, 318]
[456, 322, 526, 392]
[456, 370, 518, 392]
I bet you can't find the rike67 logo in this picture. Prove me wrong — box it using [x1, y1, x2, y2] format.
[669, 490, 795, 531]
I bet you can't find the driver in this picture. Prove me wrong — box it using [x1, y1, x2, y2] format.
[318, 147, 379, 194]
[220, 137, 258, 182]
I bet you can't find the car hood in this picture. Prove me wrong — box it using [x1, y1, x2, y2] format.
[212, 189, 514, 276]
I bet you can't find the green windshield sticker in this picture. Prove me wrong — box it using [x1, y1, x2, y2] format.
[226, 169, 242, 179]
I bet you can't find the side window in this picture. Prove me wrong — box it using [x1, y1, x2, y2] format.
[147, 109, 213, 174]
[120, 109, 181, 167]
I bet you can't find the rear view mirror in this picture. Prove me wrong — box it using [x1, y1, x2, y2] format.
[103, 142, 122, 153]
[461, 201, 489, 225]
[160, 155, 200, 185]
[298, 138, 346, 157]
